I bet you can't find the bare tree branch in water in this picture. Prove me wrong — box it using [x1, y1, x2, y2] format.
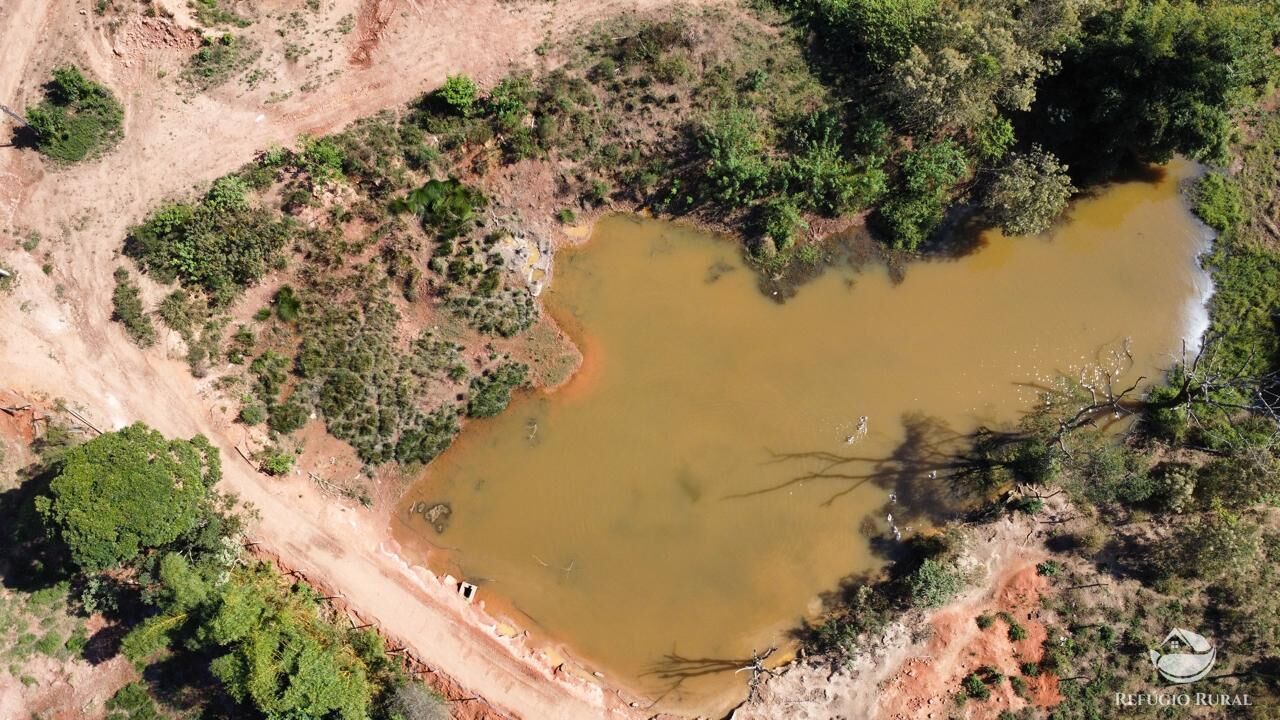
[641, 647, 779, 708]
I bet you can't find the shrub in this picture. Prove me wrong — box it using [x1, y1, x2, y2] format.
[183, 34, 261, 90]
[1010, 675, 1029, 699]
[437, 74, 478, 116]
[106, 683, 162, 720]
[268, 400, 309, 434]
[962, 672, 990, 700]
[1036, 560, 1061, 577]
[258, 448, 294, 476]
[391, 179, 487, 239]
[273, 285, 302, 321]
[1010, 496, 1044, 514]
[111, 267, 156, 348]
[696, 108, 772, 206]
[466, 363, 529, 418]
[227, 324, 255, 364]
[1007, 619, 1028, 641]
[237, 403, 266, 425]
[24, 66, 124, 163]
[762, 197, 807, 251]
[126, 191, 292, 302]
[872, 140, 969, 251]
[907, 558, 962, 608]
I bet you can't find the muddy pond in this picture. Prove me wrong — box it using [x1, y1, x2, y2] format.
[394, 160, 1212, 714]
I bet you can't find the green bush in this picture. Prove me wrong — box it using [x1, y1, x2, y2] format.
[106, 683, 162, 720]
[907, 558, 962, 608]
[273, 285, 302, 321]
[125, 187, 292, 302]
[237, 403, 266, 425]
[258, 448, 295, 476]
[467, 363, 529, 418]
[391, 179, 487, 239]
[762, 197, 807, 251]
[871, 140, 969, 251]
[24, 66, 124, 163]
[111, 267, 156, 348]
[962, 672, 990, 700]
[268, 400, 309, 435]
[192, 0, 251, 27]
[696, 108, 772, 206]
[1035, 560, 1061, 577]
[437, 74, 479, 116]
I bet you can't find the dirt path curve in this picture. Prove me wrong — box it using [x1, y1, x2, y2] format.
[0, 1, 723, 718]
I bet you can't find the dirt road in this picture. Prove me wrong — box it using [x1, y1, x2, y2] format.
[0, 0, 721, 717]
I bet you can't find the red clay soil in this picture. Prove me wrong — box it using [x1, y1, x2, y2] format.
[878, 560, 1062, 720]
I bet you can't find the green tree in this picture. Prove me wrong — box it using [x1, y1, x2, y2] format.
[982, 148, 1075, 236]
[35, 424, 221, 571]
[882, 0, 1082, 133]
[1028, 0, 1279, 178]
[871, 139, 969, 250]
[1196, 446, 1280, 509]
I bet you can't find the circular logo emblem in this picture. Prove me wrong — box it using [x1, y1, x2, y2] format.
[1149, 628, 1217, 684]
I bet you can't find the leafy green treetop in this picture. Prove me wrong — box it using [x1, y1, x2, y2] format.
[36, 423, 221, 571]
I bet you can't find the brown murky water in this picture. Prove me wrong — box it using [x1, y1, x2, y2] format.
[394, 161, 1211, 714]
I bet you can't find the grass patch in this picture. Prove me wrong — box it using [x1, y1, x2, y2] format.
[182, 34, 261, 91]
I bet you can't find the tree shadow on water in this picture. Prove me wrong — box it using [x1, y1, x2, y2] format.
[639, 649, 770, 710]
[723, 412, 995, 530]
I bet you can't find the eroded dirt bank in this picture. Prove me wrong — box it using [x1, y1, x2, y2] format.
[733, 514, 1063, 720]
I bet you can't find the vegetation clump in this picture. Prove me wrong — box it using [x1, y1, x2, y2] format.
[466, 363, 529, 418]
[35, 423, 221, 571]
[183, 34, 261, 90]
[24, 66, 124, 163]
[5, 423, 446, 720]
[125, 176, 292, 304]
[111, 267, 156, 348]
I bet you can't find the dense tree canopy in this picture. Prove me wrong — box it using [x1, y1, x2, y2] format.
[1025, 0, 1280, 178]
[35, 424, 221, 571]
